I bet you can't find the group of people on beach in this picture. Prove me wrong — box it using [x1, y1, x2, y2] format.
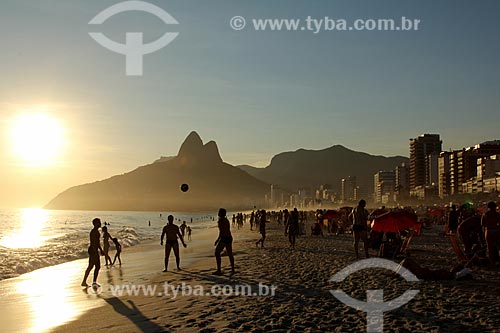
[159, 208, 234, 275]
[81, 208, 235, 288]
[81, 218, 122, 288]
[82, 199, 500, 287]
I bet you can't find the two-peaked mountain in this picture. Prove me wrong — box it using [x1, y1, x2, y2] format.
[238, 145, 408, 195]
[45, 132, 268, 211]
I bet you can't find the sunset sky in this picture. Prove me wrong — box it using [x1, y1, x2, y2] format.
[1, 0, 499, 208]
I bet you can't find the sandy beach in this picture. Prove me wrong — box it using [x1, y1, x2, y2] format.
[35, 221, 499, 333]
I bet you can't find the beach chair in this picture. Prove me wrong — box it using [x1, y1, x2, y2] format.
[399, 230, 415, 255]
[448, 233, 469, 264]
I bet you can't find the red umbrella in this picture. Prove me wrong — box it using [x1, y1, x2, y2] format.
[323, 210, 341, 219]
[371, 211, 417, 233]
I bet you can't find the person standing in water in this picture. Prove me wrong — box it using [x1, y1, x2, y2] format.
[214, 208, 235, 275]
[81, 218, 104, 288]
[180, 221, 187, 237]
[102, 226, 113, 266]
[160, 215, 187, 272]
[112, 237, 122, 265]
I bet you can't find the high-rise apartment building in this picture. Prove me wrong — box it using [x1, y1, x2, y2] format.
[409, 134, 442, 190]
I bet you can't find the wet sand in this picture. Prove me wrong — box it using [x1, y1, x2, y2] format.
[4, 222, 500, 332]
[0, 226, 222, 333]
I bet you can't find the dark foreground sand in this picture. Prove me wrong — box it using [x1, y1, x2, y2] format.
[54, 223, 500, 333]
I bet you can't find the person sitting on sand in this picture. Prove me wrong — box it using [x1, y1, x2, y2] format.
[214, 208, 235, 275]
[256, 209, 268, 248]
[286, 208, 300, 248]
[81, 218, 104, 288]
[160, 215, 187, 272]
[102, 226, 113, 266]
[311, 221, 323, 236]
[458, 215, 486, 257]
[481, 201, 500, 267]
[112, 237, 122, 265]
[349, 199, 370, 259]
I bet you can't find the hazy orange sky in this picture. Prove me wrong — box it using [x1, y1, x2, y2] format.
[1, 0, 499, 208]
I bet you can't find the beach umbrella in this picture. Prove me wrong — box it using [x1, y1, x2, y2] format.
[323, 210, 341, 219]
[371, 211, 418, 233]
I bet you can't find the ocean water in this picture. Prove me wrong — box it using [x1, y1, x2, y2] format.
[0, 208, 218, 280]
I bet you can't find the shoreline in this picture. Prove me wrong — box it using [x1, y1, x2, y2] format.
[0, 223, 236, 333]
[2, 220, 499, 332]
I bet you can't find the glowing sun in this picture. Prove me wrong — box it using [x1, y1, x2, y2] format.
[10, 113, 65, 166]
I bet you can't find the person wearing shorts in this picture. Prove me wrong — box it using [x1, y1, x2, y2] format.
[482, 201, 500, 266]
[81, 218, 104, 287]
[214, 208, 235, 275]
[350, 199, 370, 259]
[160, 215, 187, 272]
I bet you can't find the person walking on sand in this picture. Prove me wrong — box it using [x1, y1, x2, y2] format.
[350, 199, 370, 259]
[448, 204, 460, 233]
[160, 215, 187, 272]
[180, 221, 187, 237]
[112, 237, 122, 265]
[214, 208, 235, 275]
[102, 226, 113, 266]
[81, 218, 104, 288]
[256, 209, 268, 248]
[481, 201, 500, 267]
[187, 226, 192, 241]
[286, 208, 299, 248]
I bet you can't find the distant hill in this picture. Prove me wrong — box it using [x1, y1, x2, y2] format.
[45, 132, 268, 211]
[237, 145, 408, 195]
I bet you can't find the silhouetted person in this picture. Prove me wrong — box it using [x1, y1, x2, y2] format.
[160, 215, 187, 272]
[214, 208, 235, 275]
[81, 218, 104, 288]
[458, 215, 485, 256]
[102, 226, 113, 266]
[256, 209, 267, 247]
[448, 205, 460, 233]
[481, 201, 500, 266]
[398, 258, 471, 281]
[187, 226, 192, 241]
[250, 211, 255, 231]
[112, 237, 122, 265]
[180, 221, 187, 237]
[350, 199, 370, 259]
[286, 208, 299, 248]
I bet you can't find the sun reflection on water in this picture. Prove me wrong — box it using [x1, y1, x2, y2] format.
[0, 208, 49, 248]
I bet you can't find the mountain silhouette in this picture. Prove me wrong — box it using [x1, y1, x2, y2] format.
[238, 145, 408, 196]
[45, 132, 268, 211]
